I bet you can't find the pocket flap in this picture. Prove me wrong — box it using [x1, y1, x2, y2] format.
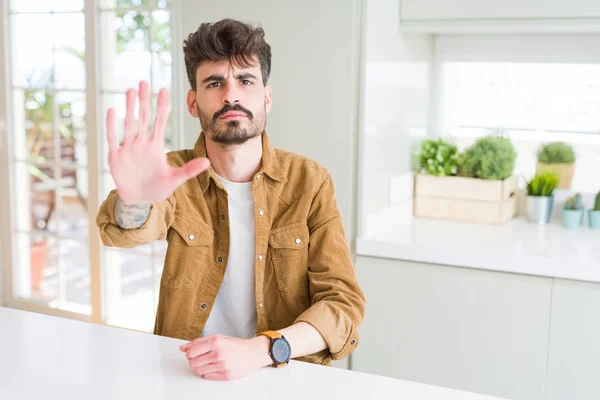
[269, 223, 309, 249]
[171, 214, 213, 247]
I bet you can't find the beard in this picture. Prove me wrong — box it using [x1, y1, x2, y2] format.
[198, 103, 266, 146]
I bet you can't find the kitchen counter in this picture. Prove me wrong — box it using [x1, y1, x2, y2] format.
[356, 205, 600, 283]
[0, 307, 504, 400]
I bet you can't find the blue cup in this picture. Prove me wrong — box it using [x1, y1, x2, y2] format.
[562, 209, 584, 229]
[589, 210, 600, 229]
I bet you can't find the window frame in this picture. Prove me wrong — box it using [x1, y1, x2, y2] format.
[0, 0, 184, 327]
[430, 34, 600, 140]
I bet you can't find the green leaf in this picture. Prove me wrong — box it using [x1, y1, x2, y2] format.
[459, 135, 516, 180]
[526, 171, 558, 196]
[537, 142, 575, 164]
[417, 138, 460, 177]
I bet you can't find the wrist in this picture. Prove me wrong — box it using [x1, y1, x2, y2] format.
[249, 335, 273, 368]
[117, 195, 149, 208]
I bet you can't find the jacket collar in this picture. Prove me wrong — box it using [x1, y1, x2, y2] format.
[193, 130, 286, 193]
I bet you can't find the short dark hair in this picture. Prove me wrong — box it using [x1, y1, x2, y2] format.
[183, 19, 272, 90]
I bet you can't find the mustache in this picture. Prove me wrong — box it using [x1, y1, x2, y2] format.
[213, 104, 253, 122]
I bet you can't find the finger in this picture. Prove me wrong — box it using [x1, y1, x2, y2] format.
[123, 88, 137, 144]
[185, 341, 213, 360]
[202, 372, 230, 381]
[106, 108, 118, 153]
[189, 352, 221, 369]
[137, 81, 151, 141]
[150, 88, 170, 142]
[171, 158, 211, 187]
[180, 341, 196, 352]
[180, 335, 208, 352]
[194, 361, 225, 376]
[194, 361, 226, 377]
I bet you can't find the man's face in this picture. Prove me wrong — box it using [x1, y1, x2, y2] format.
[187, 57, 272, 146]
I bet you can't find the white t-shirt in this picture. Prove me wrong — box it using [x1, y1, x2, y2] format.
[201, 174, 257, 339]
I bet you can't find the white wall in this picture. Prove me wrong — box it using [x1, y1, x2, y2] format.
[178, 0, 363, 244]
[357, 0, 433, 237]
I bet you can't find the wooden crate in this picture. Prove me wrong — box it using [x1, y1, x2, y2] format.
[413, 174, 518, 224]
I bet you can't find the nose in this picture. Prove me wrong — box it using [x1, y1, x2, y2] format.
[222, 82, 241, 105]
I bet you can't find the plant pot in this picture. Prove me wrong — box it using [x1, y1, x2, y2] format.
[536, 162, 574, 190]
[526, 196, 554, 224]
[413, 174, 518, 224]
[30, 240, 49, 290]
[589, 210, 600, 229]
[562, 209, 584, 229]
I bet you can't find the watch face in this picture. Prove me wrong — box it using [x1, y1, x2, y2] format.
[272, 338, 291, 363]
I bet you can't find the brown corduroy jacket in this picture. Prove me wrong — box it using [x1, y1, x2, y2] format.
[96, 131, 366, 365]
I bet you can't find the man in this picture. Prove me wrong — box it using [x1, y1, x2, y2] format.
[96, 18, 365, 381]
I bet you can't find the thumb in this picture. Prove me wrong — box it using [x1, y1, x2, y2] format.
[172, 157, 210, 185]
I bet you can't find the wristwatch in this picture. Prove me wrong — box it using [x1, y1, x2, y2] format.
[257, 330, 291, 368]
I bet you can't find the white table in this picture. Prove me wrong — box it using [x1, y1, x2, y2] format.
[0, 307, 506, 399]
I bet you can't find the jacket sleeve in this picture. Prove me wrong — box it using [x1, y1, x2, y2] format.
[293, 169, 366, 360]
[96, 189, 176, 248]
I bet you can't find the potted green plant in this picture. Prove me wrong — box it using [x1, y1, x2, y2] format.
[458, 135, 517, 181]
[413, 134, 519, 225]
[562, 193, 585, 228]
[417, 137, 459, 177]
[588, 191, 600, 229]
[525, 171, 558, 224]
[536, 142, 576, 189]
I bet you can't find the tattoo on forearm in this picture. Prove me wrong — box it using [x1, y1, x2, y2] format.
[115, 198, 151, 229]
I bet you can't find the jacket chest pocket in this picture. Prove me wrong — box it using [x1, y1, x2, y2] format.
[268, 222, 310, 297]
[164, 214, 214, 289]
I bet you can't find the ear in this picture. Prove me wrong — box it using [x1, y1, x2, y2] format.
[264, 85, 273, 113]
[187, 89, 199, 117]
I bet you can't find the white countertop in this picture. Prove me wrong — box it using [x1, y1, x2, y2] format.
[0, 307, 504, 400]
[357, 203, 600, 283]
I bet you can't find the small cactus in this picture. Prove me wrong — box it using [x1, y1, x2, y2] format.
[564, 197, 573, 210]
[574, 193, 582, 209]
[595, 191, 600, 211]
[564, 193, 583, 210]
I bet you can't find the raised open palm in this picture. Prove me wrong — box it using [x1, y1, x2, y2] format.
[106, 81, 210, 205]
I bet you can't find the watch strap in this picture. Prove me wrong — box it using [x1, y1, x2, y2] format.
[257, 331, 288, 367]
[257, 330, 282, 340]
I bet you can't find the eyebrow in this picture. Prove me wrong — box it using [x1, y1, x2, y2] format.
[201, 72, 259, 84]
[236, 72, 258, 80]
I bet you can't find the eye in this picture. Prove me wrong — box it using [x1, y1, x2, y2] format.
[241, 80, 253, 86]
[207, 82, 221, 88]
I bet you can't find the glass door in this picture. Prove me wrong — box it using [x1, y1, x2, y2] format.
[1, 0, 177, 332]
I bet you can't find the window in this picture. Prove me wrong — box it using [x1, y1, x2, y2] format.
[434, 35, 600, 192]
[98, 0, 173, 331]
[439, 62, 600, 136]
[10, 0, 90, 314]
[4, 0, 176, 332]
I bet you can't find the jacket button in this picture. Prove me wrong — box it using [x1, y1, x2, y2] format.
[258, 209, 264, 216]
[295, 238, 301, 244]
[218, 257, 223, 263]
[256, 173, 261, 180]
[188, 234, 195, 240]
[351, 339, 356, 345]
[201, 303, 207, 309]
[221, 214, 225, 220]
[259, 302, 263, 308]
